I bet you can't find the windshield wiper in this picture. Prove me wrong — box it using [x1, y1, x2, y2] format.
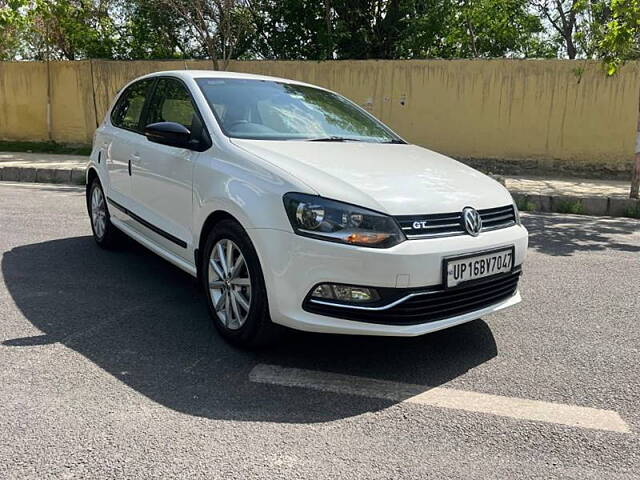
[307, 136, 405, 144]
[307, 136, 363, 142]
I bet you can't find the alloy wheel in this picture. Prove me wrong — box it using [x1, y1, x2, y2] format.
[208, 239, 252, 330]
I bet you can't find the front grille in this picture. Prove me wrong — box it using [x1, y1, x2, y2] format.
[395, 205, 516, 239]
[303, 268, 521, 326]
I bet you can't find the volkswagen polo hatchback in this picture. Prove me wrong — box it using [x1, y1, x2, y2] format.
[86, 70, 528, 347]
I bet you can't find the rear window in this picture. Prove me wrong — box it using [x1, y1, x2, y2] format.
[111, 79, 154, 132]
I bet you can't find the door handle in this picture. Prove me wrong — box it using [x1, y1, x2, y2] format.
[128, 153, 139, 176]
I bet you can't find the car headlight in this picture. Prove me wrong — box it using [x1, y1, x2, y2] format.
[283, 193, 405, 248]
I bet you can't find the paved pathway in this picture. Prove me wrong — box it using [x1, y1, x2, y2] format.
[1, 151, 638, 217]
[506, 175, 630, 199]
[0, 151, 87, 169]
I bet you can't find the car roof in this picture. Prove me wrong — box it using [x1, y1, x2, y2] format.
[136, 70, 323, 90]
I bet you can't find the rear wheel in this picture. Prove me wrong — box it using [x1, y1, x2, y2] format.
[88, 178, 119, 248]
[202, 219, 281, 348]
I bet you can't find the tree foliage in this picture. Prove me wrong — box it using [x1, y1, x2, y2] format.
[440, 0, 550, 58]
[600, 0, 640, 73]
[120, 0, 196, 59]
[248, 0, 333, 59]
[154, 0, 253, 69]
[24, 0, 118, 60]
[0, 0, 28, 60]
[0, 0, 638, 72]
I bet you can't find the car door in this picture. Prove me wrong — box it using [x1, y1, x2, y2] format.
[104, 78, 155, 212]
[130, 77, 205, 261]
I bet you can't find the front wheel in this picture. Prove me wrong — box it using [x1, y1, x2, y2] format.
[201, 219, 282, 348]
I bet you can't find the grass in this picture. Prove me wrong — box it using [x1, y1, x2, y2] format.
[555, 199, 585, 215]
[0, 140, 92, 156]
[515, 196, 536, 212]
[623, 204, 640, 219]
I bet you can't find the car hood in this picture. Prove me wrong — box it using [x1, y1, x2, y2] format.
[231, 139, 512, 215]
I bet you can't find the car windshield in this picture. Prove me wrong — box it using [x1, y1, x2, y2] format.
[195, 78, 401, 143]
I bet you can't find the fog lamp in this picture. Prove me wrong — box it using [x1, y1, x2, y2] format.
[311, 284, 380, 303]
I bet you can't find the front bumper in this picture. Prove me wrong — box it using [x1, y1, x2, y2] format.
[249, 224, 528, 336]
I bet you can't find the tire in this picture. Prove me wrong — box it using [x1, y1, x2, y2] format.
[88, 178, 119, 249]
[201, 219, 282, 348]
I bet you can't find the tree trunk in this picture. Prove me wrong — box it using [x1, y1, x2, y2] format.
[467, 17, 479, 57]
[631, 116, 640, 198]
[206, 38, 220, 70]
[566, 36, 577, 59]
[631, 154, 640, 199]
[631, 111, 640, 198]
[324, 0, 333, 60]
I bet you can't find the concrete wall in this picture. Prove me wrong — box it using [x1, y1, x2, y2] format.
[0, 59, 638, 176]
[0, 62, 49, 141]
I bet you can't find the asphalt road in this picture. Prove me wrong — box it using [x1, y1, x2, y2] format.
[1, 182, 639, 479]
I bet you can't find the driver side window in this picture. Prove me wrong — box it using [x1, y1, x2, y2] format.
[145, 78, 197, 129]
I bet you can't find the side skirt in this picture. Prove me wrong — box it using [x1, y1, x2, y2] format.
[107, 197, 188, 249]
[110, 217, 198, 278]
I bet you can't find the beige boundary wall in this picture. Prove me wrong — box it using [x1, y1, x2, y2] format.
[0, 59, 638, 176]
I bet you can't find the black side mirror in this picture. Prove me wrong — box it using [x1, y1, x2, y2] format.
[144, 122, 191, 149]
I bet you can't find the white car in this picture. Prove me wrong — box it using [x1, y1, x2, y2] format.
[86, 70, 528, 347]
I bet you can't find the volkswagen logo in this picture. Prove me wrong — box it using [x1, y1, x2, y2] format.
[462, 207, 482, 236]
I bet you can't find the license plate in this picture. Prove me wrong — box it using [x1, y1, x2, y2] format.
[445, 247, 514, 288]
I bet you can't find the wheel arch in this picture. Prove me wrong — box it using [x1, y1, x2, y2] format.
[196, 210, 244, 280]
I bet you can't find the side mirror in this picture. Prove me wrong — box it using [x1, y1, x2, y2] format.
[144, 122, 191, 149]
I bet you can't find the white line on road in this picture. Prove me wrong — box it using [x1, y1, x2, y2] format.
[249, 364, 630, 434]
[0, 181, 83, 191]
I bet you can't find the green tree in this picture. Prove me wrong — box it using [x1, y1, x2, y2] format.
[21, 0, 118, 60]
[439, 0, 551, 58]
[331, 0, 406, 59]
[530, 1, 616, 60]
[248, 0, 334, 59]
[0, 0, 29, 60]
[394, 0, 452, 58]
[249, 0, 554, 61]
[573, 0, 612, 57]
[600, 0, 640, 74]
[154, 0, 254, 69]
[2, 0, 636, 66]
[120, 0, 197, 59]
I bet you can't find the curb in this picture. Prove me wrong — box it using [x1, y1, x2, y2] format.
[511, 192, 640, 220]
[0, 166, 85, 185]
[2, 166, 639, 220]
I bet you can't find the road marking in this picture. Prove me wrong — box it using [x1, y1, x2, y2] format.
[249, 364, 630, 434]
[0, 181, 83, 191]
